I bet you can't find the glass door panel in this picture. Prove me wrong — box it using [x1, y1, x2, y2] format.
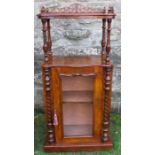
[61, 76, 94, 137]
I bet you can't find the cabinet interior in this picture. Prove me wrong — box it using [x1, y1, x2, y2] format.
[61, 76, 94, 137]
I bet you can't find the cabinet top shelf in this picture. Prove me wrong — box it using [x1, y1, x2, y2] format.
[43, 56, 112, 67]
[38, 3, 116, 19]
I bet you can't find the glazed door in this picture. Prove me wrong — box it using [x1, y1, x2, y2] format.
[52, 66, 104, 144]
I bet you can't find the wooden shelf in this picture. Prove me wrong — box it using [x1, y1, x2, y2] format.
[63, 102, 93, 125]
[61, 75, 94, 91]
[50, 56, 103, 66]
[38, 4, 116, 19]
[62, 101, 92, 104]
[64, 125, 93, 137]
[62, 91, 93, 103]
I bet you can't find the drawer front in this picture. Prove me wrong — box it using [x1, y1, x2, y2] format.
[52, 66, 104, 144]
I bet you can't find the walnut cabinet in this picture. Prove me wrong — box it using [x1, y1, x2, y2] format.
[37, 4, 116, 152]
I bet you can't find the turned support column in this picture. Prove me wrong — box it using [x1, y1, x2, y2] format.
[102, 65, 113, 142]
[102, 7, 114, 142]
[41, 7, 55, 144]
[101, 7, 106, 64]
[105, 7, 113, 64]
[41, 7, 53, 64]
[101, 18, 106, 64]
[42, 66, 55, 144]
[47, 19, 53, 63]
[106, 18, 112, 64]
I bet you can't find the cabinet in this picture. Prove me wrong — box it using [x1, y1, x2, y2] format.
[38, 4, 116, 152]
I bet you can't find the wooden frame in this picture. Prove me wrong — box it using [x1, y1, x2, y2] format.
[38, 3, 116, 152]
[53, 67, 103, 143]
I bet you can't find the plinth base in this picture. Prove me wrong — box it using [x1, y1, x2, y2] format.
[43, 141, 113, 152]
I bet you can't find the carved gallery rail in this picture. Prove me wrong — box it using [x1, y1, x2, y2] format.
[37, 3, 116, 152]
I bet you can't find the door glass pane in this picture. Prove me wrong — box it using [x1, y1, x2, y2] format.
[61, 76, 94, 137]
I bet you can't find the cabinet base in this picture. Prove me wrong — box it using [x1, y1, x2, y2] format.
[43, 141, 113, 152]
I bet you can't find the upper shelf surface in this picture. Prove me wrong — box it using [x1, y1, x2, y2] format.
[38, 3, 116, 19]
[47, 55, 107, 67]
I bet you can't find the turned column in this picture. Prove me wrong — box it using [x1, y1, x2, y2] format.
[102, 65, 113, 142]
[102, 7, 114, 142]
[42, 66, 55, 144]
[41, 7, 55, 144]
[47, 19, 53, 63]
[101, 8, 106, 64]
[105, 7, 113, 64]
[41, 7, 53, 64]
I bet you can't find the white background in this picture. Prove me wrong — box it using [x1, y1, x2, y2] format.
[0, 0, 155, 155]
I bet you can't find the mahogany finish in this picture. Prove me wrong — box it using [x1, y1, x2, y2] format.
[38, 3, 116, 152]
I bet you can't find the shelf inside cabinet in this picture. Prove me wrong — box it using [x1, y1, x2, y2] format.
[62, 91, 93, 103]
[64, 125, 93, 137]
[61, 76, 94, 91]
[62, 102, 93, 125]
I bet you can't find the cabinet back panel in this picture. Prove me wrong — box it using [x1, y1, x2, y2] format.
[61, 76, 93, 91]
[62, 91, 93, 102]
[64, 125, 92, 137]
[63, 102, 93, 125]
